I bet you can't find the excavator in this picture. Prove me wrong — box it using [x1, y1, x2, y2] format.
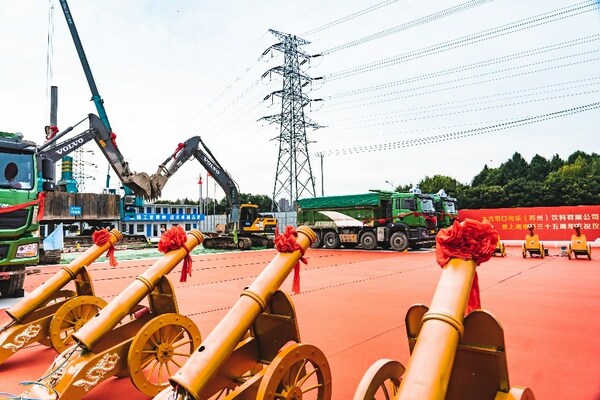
[38, 114, 152, 198]
[149, 136, 277, 250]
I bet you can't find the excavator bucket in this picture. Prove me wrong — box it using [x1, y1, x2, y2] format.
[149, 173, 169, 200]
[122, 172, 153, 199]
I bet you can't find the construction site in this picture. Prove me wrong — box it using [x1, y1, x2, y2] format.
[1, 0, 600, 399]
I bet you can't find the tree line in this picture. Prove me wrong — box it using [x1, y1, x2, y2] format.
[397, 151, 600, 209]
[158, 151, 600, 212]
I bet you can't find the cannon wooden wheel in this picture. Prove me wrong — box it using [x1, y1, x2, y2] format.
[257, 343, 331, 400]
[37, 290, 78, 348]
[353, 359, 404, 400]
[48, 295, 107, 353]
[128, 313, 201, 397]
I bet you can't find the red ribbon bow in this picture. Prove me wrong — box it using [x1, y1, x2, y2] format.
[274, 225, 307, 294]
[158, 226, 192, 282]
[173, 143, 185, 159]
[92, 228, 118, 267]
[110, 132, 118, 148]
[435, 218, 498, 314]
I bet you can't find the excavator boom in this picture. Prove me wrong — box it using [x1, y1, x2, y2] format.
[38, 114, 152, 198]
[149, 137, 276, 249]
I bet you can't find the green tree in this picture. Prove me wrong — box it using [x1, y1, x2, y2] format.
[497, 152, 528, 185]
[418, 175, 463, 196]
[528, 154, 551, 182]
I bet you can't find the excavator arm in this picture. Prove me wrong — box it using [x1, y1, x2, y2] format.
[150, 136, 241, 224]
[38, 114, 152, 198]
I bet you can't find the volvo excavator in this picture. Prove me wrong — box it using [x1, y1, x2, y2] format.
[38, 114, 152, 198]
[149, 136, 277, 250]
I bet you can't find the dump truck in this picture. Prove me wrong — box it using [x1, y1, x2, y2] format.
[296, 190, 438, 251]
[0, 132, 55, 297]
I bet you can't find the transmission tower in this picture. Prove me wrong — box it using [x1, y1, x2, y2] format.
[260, 29, 324, 211]
[73, 147, 97, 192]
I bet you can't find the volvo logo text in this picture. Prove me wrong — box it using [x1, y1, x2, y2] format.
[55, 138, 85, 155]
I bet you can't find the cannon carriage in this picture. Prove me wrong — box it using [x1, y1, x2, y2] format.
[23, 228, 204, 399]
[567, 224, 592, 260]
[353, 220, 535, 400]
[522, 224, 547, 258]
[154, 225, 333, 400]
[0, 229, 122, 364]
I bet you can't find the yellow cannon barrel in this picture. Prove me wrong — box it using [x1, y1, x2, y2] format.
[72, 229, 204, 351]
[397, 258, 475, 400]
[6, 229, 123, 323]
[167, 226, 316, 399]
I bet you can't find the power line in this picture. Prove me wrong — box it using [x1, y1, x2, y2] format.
[319, 54, 600, 114]
[321, 85, 600, 131]
[325, 0, 599, 81]
[320, 0, 494, 55]
[302, 0, 399, 36]
[321, 102, 600, 156]
[325, 34, 600, 100]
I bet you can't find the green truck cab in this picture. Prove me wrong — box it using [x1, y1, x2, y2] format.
[432, 190, 459, 229]
[0, 132, 54, 297]
[296, 190, 437, 251]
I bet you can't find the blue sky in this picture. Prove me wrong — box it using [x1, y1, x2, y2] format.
[1, 0, 599, 203]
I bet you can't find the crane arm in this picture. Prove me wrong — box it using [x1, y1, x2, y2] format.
[38, 114, 152, 198]
[150, 137, 241, 223]
[58, 0, 111, 131]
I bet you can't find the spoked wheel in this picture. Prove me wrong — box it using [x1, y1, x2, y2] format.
[257, 343, 332, 400]
[39, 290, 78, 348]
[128, 313, 201, 396]
[353, 359, 404, 400]
[48, 295, 107, 353]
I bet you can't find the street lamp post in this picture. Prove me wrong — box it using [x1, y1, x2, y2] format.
[385, 180, 395, 191]
[317, 152, 324, 197]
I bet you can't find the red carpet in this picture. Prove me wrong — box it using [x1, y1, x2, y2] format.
[1, 247, 599, 399]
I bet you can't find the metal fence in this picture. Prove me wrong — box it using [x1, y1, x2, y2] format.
[197, 211, 297, 233]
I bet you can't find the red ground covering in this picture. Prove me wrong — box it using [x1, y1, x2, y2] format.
[1, 247, 599, 399]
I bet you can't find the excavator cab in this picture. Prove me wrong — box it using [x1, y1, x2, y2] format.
[237, 204, 277, 234]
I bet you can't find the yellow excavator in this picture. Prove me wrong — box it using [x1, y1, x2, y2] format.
[149, 136, 277, 250]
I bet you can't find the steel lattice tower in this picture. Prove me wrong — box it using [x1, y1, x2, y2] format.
[260, 29, 323, 211]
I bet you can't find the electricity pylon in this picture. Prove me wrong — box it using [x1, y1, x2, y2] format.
[259, 29, 324, 211]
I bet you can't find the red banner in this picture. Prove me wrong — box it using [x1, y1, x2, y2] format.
[459, 205, 600, 241]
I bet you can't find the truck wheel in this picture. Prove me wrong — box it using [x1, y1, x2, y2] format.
[311, 231, 324, 248]
[0, 266, 26, 298]
[360, 231, 377, 250]
[390, 232, 409, 252]
[323, 231, 341, 249]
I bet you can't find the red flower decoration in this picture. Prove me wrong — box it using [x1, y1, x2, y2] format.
[435, 219, 498, 267]
[92, 228, 118, 267]
[435, 219, 498, 314]
[274, 225, 307, 294]
[158, 226, 192, 282]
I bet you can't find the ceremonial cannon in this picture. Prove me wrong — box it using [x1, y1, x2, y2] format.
[522, 224, 547, 258]
[0, 229, 122, 364]
[353, 219, 535, 400]
[154, 225, 332, 400]
[493, 235, 506, 257]
[567, 224, 592, 260]
[23, 228, 204, 399]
